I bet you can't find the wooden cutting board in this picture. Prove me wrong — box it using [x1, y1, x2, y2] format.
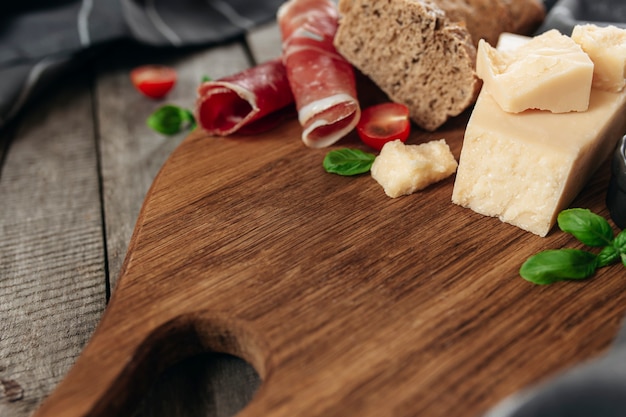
[32, 93, 626, 417]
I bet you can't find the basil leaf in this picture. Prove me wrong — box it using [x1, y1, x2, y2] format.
[181, 108, 197, 130]
[557, 208, 614, 247]
[597, 245, 620, 268]
[147, 105, 196, 135]
[323, 148, 376, 176]
[612, 230, 626, 267]
[520, 248, 598, 285]
[614, 230, 626, 254]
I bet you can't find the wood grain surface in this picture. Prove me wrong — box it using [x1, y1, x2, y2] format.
[0, 69, 106, 417]
[1, 23, 283, 417]
[28, 77, 626, 417]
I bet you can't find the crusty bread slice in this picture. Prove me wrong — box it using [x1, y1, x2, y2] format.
[434, 0, 512, 47]
[435, 0, 545, 46]
[500, 0, 546, 37]
[334, 0, 480, 131]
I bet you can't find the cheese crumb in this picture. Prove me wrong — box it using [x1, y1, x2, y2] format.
[571, 24, 626, 93]
[371, 139, 457, 198]
[496, 32, 532, 52]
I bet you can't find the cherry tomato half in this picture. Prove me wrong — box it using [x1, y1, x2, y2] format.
[130, 65, 177, 99]
[356, 102, 411, 151]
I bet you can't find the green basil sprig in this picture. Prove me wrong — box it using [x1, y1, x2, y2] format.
[323, 148, 376, 176]
[520, 208, 625, 285]
[147, 105, 196, 135]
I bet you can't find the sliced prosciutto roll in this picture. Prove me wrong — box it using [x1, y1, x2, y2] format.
[196, 58, 294, 136]
[278, 0, 361, 148]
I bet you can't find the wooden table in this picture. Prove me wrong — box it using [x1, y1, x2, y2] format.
[0, 21, 283, 417]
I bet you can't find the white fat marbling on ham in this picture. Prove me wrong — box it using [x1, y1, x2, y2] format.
[196, 58, 294, 136]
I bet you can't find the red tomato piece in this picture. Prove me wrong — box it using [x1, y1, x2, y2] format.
[130, 65, 177, 99]
[356, 102, 411, 151]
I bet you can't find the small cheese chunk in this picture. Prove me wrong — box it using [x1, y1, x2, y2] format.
[476, 29, 594, 113]
[452, 88, 626, 236]
[371, 139, 457, 198]
[571, 24, 626, 93]
[496, 32, 532, 52]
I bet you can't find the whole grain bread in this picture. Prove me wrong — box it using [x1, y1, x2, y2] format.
[333, 0, 545, 131]
[334, 0, 481, 131]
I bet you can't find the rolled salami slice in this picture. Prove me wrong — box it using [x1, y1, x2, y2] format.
[278, 0, 361, 148]
[196, 58, 294, 136]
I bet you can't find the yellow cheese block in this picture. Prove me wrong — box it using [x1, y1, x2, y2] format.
[476, 30, 594, 113]
[452, 87, 626, 236]
[571, 24, 626, 93]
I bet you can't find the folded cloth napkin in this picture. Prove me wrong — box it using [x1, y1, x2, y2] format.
[537, 0, 626, 34]
[0, 0, 285, 130]
[484, 3, 626, 415]
[484, 323, 626, 417]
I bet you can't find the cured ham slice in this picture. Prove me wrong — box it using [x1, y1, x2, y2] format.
[278, 0, 361, 148]
[196, 58, 294, 136]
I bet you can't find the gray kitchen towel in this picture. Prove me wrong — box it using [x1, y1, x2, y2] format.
[484, 323, 626, 417]
[484, 2, 626, 416]
[536, 0, 626, 35]
[0, 0, 285, 130]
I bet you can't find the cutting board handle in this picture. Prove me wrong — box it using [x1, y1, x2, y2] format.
[28, 120, 625, 417]
[30, 294, 267, 417]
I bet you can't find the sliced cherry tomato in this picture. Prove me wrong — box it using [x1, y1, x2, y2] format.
[356, 102, 411, 151]
[130, 65, 177, 99]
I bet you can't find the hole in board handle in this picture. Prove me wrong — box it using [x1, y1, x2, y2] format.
[90, 313, 264, 417]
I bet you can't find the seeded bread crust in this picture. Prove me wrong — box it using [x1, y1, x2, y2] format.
[334, 0, 481, 131]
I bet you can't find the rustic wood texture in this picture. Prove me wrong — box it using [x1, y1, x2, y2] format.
[1, 27, 282, 417]
[246, 22, 283, 62]
[88, 22, 284, 417]
[0, 71, 106, 416]
[95, 41, 253, 291]
[94, 40, 266, 417]
[28, 87, 626, 417]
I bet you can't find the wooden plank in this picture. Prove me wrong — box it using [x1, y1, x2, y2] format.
[95, 42, 253, 290]
[246, 22, 283, 63]
[0, 71, 106, 417]
[94, 41, 260, 417]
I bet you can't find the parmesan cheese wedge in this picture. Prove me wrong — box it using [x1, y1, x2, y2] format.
[453, 26, 626, 237]
[452, 88, 626, 236]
